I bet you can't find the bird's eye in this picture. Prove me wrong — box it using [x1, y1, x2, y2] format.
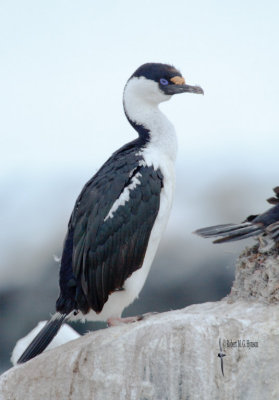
[159, 78, 169, 86]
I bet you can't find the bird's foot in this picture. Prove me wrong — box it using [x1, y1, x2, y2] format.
[107, 312, 158, 327]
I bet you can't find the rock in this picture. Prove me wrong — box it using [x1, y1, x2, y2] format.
[2, 245, 279, 399]
[1, 300, 279, 400]
[11, 321, 80, 366]
[228, 244, 279, 303]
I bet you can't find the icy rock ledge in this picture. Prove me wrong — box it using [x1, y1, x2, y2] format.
[1, 300, 279, 400]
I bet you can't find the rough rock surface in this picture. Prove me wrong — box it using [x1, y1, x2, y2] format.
[2, 245, 279, 400]
[1, 300, 279, 400]
[228, 243, 279, 303]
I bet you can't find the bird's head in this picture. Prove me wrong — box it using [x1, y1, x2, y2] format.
[123, 62, 204, 106]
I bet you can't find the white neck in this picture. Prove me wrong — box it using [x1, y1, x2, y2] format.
[123, 77, 178, 163]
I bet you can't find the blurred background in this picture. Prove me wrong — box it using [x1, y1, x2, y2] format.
[1, 0, 278, 372]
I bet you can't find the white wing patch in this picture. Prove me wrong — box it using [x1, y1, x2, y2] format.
[104, 172, 142, 221]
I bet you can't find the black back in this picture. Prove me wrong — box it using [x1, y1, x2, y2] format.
[56, 139, 163, 314]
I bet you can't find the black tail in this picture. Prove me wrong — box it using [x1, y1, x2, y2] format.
[17, 312, 68, 364]
[194, 222, 264, 243]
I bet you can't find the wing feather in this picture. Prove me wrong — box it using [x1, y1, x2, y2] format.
[71, 164, 163, 313]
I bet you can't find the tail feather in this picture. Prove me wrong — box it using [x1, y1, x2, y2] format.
[213, 228, 264, 243]
[17, 312, 68, 364]
[194, 222, 264, 244]
[194, 222, 252, 238]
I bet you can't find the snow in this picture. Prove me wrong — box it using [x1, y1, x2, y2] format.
[11, 321, 80, 366]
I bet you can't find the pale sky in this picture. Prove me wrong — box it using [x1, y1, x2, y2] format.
[0, 0, 279, 284]
[1, 0, 278, 174]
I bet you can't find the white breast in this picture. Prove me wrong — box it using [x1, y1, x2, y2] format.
[122, 150, 176, 303]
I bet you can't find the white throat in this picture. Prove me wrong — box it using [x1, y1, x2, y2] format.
[123, 77, 178, 163]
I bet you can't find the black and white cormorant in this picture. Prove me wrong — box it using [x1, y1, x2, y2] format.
[195, 187, 279, 245]
[17, 62, 203, 363]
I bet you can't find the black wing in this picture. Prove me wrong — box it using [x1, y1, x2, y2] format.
[194, 187, 279, 244]
[57, 143, 163, 314]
